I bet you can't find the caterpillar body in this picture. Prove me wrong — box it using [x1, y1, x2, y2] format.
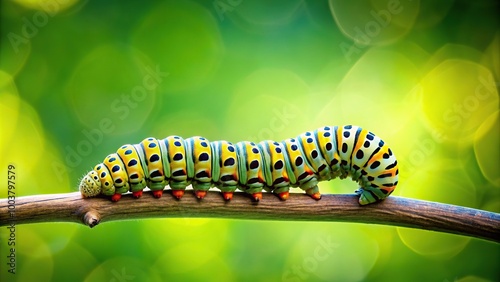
[79, 125, 398, 205]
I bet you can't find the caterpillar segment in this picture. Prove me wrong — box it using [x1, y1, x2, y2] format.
[185, 136, 213, 199]
[235, 141, 266, 201]
[258, 140, 290, 200]
[103, 153, 130, 202]
[164, 136, 189, 199]
[315, 126, 343, 180]
[116, 144, 147, 199]
[79, 125, 399, 205]
[281, 137, 320, 200]
[211, 140, 239, 201]
[139, 138, 167, 199]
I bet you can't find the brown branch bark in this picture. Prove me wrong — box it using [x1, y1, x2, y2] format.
[0, 191, 499, 243]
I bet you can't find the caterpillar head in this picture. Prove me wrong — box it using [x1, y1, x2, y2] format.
[80, 170, 102, 198]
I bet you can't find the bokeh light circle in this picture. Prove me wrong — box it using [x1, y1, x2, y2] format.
[330, 0, 420, 46]
[12, 0, 80, 12]
[226, 68, 311, 141]
[16, 229, 54, 281]
[86, 256, 162, 282]
[316, 48, 420, 138]
[226, 0, 304, 30]
[67, 44, 157, 135]
[420, 59, 498, 145]
[283, 225, 379, 282]
[397, 159, 476, 258]
[132, 0, 223, 94]
[473, 110, 499, 187]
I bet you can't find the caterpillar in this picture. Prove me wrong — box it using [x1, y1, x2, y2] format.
[79, 125, 398, 205]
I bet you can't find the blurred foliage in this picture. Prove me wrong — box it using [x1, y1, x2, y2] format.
[1, 0, 499, 281]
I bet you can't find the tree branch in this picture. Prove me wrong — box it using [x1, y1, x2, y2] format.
[1, 191, 499, 243]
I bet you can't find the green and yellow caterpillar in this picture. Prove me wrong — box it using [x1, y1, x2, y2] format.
[79, 125, 398, 205]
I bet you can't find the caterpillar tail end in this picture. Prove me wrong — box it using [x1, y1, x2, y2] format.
[132, 190, 143, 199]
[356, 188, 378, 205]
[152, 190, 163, 198]
[194, 190, 207, 199]
[111, 193, 122, 202]
[222, 192, 233, 201]
[172, 190, 185, 199]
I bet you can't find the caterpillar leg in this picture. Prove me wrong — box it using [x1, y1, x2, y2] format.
[272, 186, 290, 201]
[305, 185, 321, 200]
[170, 180, 188, 200]
[221, 192, 233, 201]
[152, 190, 163, 198]
[277, 191, 289, 200]
[194, 190, 207, 199]
[219, 185, 237, 201]
[251, 192, 262, 202]
[132, 190, 143, 198]
[193, 182, 211, 199]
[111, 193, 122, 202]
[171, 190, 185, 199]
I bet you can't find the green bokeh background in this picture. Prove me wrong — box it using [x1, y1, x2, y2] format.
[1, 0, 499, 281]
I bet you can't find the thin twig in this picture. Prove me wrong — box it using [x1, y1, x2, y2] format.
[0, 191, 498, 243]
